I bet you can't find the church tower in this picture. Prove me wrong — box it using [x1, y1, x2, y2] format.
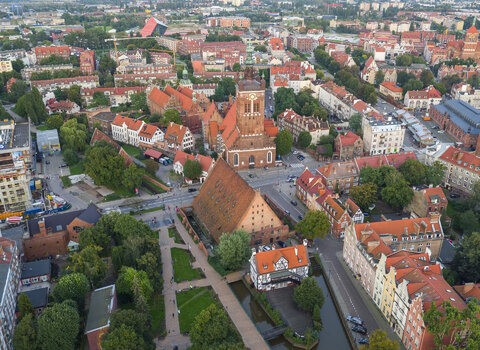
[463, 24, 479, 59]
[236, 41, 266, 136]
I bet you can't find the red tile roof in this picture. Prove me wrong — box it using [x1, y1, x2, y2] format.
[145, 148, 162, 159]
[165, 85, 193, 111]
[255, 244, 308, 274]
[112, 115, 143, 131]
[453, 283, 480, 301]
[148, 86, 171, 108]
[439, 146, 480, 176]
[264, 119, 278, 137]
[165, 122, 188, 144]
[173, 150, 195, 166]
[138, 124, 158, 138]
[466, 25, 479, 34]
[424, 187, 447, 204]
[338, 131, 360, 146]
[380, 81, 402, 93]
[386, 152, 417, 168]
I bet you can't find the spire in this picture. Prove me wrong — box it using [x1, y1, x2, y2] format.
[245, 39, 254, 66]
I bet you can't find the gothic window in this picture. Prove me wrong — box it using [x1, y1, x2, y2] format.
[254, 103, 259, 113]
[249, 155, 255, 164]
[267, 151, 272, 163]
[245, 103, 251, 113]
[234, 153, 239, 166]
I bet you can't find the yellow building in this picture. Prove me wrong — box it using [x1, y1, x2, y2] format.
[380, 267, 396, 321]
[0, 60, 13, 73]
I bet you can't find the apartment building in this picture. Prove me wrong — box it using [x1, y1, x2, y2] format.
[287, 35, 320, 53]
[116, 64, 174, 75]
[438, 146, 480, 195]
[0, 60, 13, 73]
[404, 85, 442, 110]
[21, 64, 74, 80]
[177, 39, 201, 56]
[113, 72, 177, 86]
[79, 50, 95, 75]
[317, 81, 357, 120]
[31, 75, 99, 93]
[277, 109, 329, 146]
[0, 121, 32, 213]
[81, 87, 147, 106]
[362, 114, 405, 155]
[206, 16, 251, 28]
[379, 81, 403, 101]
[0, 238, 20, 350]
[34, 46, 70, 63]
[334, 131, 364, 160]
[111, 115, 164, 148]
[164, 122, 194, 152]
[316, 161, 359, 194]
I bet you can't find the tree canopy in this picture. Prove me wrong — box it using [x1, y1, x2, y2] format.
[360, 329, 399, 350]
[13, 313, 38, 350]
[101, 324, 145, 350]
[85, 141, 125, 188]
[37, 301, 80, 350]
[452, 232, 480, 283]
[59, 118, 87, 152]
[350, 183, 378, 211]
[52, 273, 90, 310]
[295, 210, 330, 240]
[71, 246, 107, 287]
[293, 277, 325, 312]
[298, 131, 312, 148]
[183, 159, 203, 180]
[162, 109, 182, 125]
[217, 230, 251, 270]
[275, 130, 293, 156]
[117, 267, 153, 301]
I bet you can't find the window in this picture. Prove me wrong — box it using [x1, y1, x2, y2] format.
[234, 153, 239, 166]
[244, 103, 251, 113]
[254, 103, 259, 113]
[267, 151, 272, 163]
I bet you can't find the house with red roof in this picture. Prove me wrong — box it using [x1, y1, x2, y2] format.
[164, 122, 193, 152]
[404, 85, 442, 110]
[437, 146, 480, 194]
[110, 115, 163, 148]
[361, 56, 378, 84]
[249, 240, 310, 291]
[319, 196, 352, 238]
[296, 168, 334, 210]
[334, 131, 363, 160]
[47, 100, 80, 115]
[406, 186, 448, 218]
[34, 46, 70, 63]
[268, 38, 285, 59]
[81, 87, 147, 107]
[140, 17, 167, 38]
[173, 150, 214, 183]
[331, 51, 356, 68]
[379, 81, 403, 101]
[277, 109, 329, 146]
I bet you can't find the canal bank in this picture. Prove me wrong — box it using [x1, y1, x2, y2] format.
[229, 258, 352, 350]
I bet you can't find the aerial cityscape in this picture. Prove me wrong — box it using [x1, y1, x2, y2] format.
[1, 0, 480, 349]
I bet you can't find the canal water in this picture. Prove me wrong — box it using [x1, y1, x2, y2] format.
[230, 267, 351, 349]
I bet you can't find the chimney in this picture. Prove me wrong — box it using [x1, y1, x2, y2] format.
[421, 220, 427, 234]
[414, 222, 420, 235]
[294, 247, 298, 256]
[38, 219, 47, 237]
[303, 239, 308, 247]
[251, 248, 256, 256]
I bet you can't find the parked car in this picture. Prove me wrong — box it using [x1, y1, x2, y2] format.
[263, 245, 271, 251]
[277, 240, 286, 248]
[346, 316, 364, 326]
[59, 163, 68, 168]
[290, 200, 297, 206]
[351, 325, 367, 335]
[438, 130, 445, 134]
[45, 160, 50, 164]
[358, 338, 369, 345]
[449, 193, 460, 198]
[188, 188, 197, 193]
[297, 155, 305, 161]
[248, 174, 255, 178]
[285, 210, 290, 215]
[298, 215, 304, 220]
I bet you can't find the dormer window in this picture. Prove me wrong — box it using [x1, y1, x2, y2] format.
[263, 264, 268, 270]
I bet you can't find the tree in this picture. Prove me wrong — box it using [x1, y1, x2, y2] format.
[62, 149, 79, 166]
[375, 70, 384, 85]
[217, 230, 251, 270]
[293, 277, 325, 312]
[66, 85, 82, 106]
[101, 324, 145, 350]
[298, 131, 312, 148]
[190, 304, 243, 350]
[38, 301, 79, 350]
[145, 158, 159, 174]
[396, 54, 413, 67]
[457, 211, 480, 236]
[90, 91, 110, 107]
[452, 231, 480, 282]
[53, 87, 67, 101]
[402, 79, 424, 95]
[399, 159, 427, 186]
[380, 172, 414, 208]
[426, 161, 446, 186]
[45, 114, 64, 130]
[99, 55, 117, 75]
[85, 141, 125, 188]
[12, 58, 24, 72]
[183, 159, 202, 180]
[112, 214, 153, 243]
[424, 300, 480, 350]
[110, 309, 152, 344]
[71, 246, 107, 287]
[360, 329, 399, 350]
[17, 293, 34, 322]
[295, 210, 331, 240]
[350, 183, 378, 211]
[130, 92, 149, 113]
[122, 164, 143, 192]
[232, 62, 242, 72]
[360, 165, 396, 188]
[59, 118, 87, 152]
[421, 70, 435, 87]
[117, 267, 153, 301]
[349, 113, 362, 133]
[212, 77, 236, 102]
[162, 109, 182, 125]
[275, 130, 293, 156]
[8, 80, 28, 103]
[13, 313, 38, 350]
[254, 45, 267, 53]
[52, 273, 90, 309]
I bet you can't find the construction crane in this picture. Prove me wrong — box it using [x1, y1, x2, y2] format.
[105, 35, 176, 66]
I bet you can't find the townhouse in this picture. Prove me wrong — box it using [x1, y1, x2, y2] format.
[379, 81, 403, 101]
[277, 109, 329, 146]
[334, 131, 363, 160]
[406, 186, 448, 218]
[316, 161, 359, 194]
[81, 87, 147, 106]
[34, 46, 70, 63]
[249, 242, 310, 291]
[113, 72, 177, 86]
[164, 122, 194, 152]
[317, 81, 357, 120]
[270, 61, 316, 94]
[21, 64, 74, 80]
[451, 82, 480, 109]
[361, 56, 378, 84]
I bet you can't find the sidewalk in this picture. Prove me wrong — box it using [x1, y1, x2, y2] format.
[173, 216, 269, 350]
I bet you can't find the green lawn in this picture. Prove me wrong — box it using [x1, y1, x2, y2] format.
[177, 287, 215, 333]
[122, 144, 142, 158]
[171, 248, 202, 282]
[69, 161, 85, 175]
[168, 227, 185, 244]
[133, 206, 165, 215]
[149, 293, 166, 337]
[36, 125, 48, 131]
[61, 175, 72, 188]
[142, 177, 166, 194]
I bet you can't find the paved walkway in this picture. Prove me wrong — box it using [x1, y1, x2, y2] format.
[173, 216, 269, 350]
[156, 226, 191, 350]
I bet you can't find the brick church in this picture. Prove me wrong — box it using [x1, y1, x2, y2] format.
[447, 25, 480, 62]
[219, 43, 277, 170]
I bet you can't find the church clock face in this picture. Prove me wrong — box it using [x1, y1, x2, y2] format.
[248, 93, 256, 101]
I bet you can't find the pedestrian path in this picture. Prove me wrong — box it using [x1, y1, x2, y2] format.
[173, 216, 269, 350]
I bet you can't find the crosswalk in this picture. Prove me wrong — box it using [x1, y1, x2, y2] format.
[289, 163, 305, 168]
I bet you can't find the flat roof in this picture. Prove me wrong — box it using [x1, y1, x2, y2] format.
[85, 284, 116, 333]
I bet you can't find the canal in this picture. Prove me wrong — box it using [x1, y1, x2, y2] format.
[230, 265, 351, 349]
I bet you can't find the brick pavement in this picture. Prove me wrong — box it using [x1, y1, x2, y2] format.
[173, 216, 269, 350]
